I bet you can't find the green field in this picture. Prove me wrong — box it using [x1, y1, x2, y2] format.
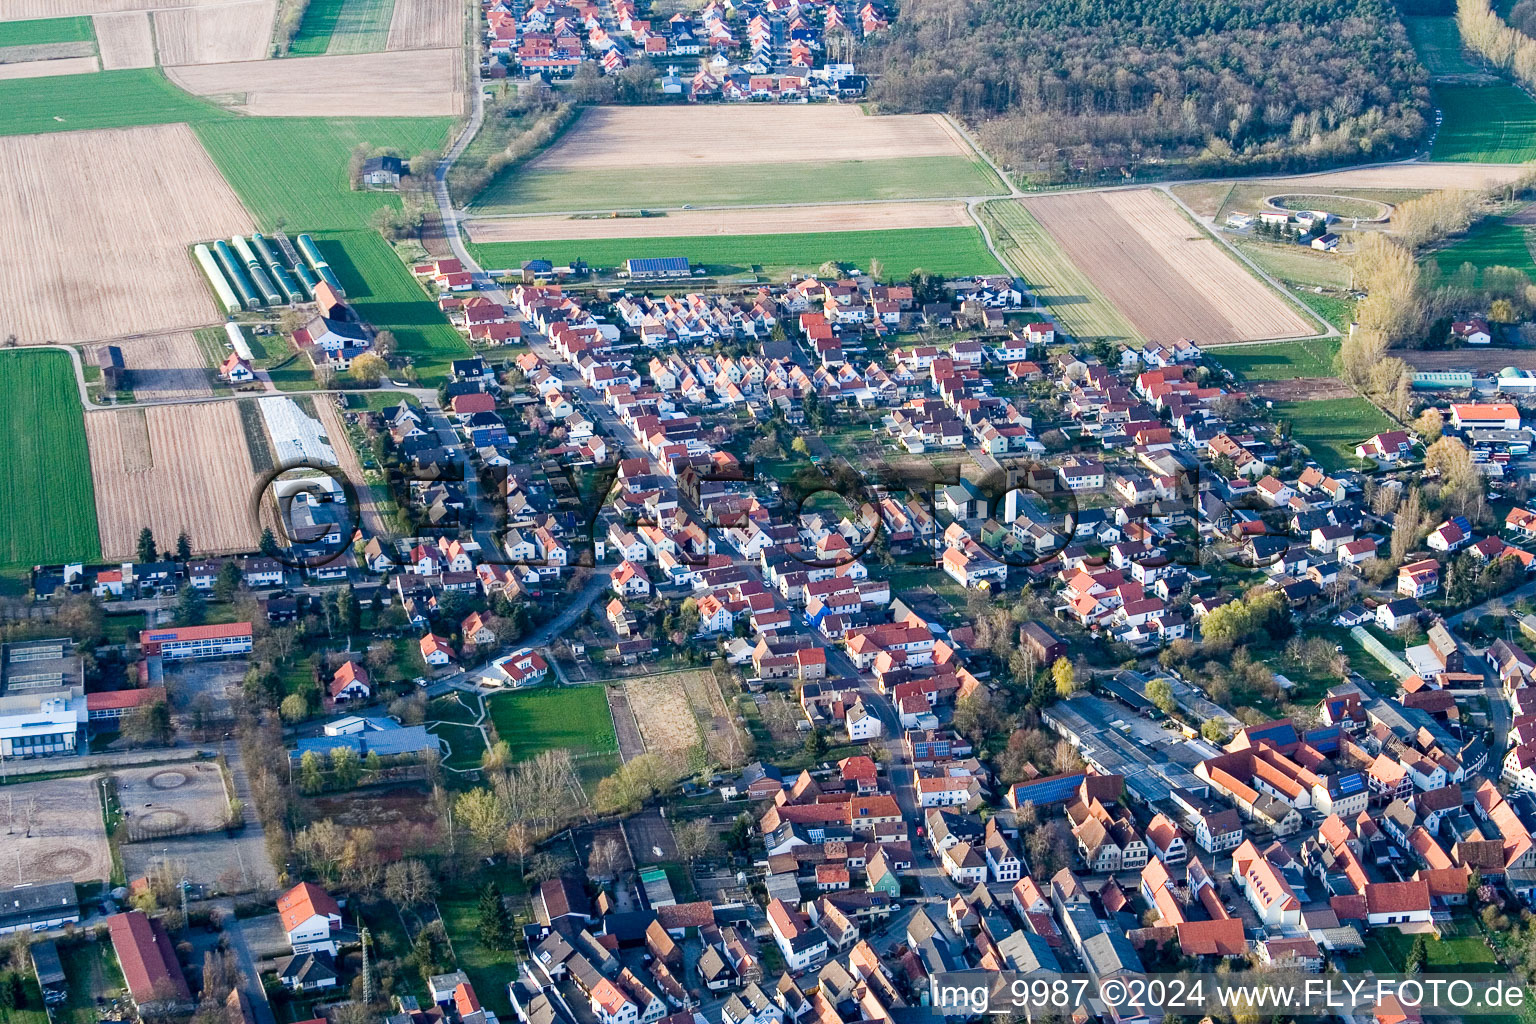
[326, 0, 396, 53]
[0, 350, 101, 567]
[1271, 396, 1398, 472]
[0, 69, 217, 136]
[319, 231, 471, 380]
[1406, 16, 1484, 77]
[1233, 239, 1353, 289]
[981, 199, 1142, 343]
[1208, 338, 1342, 380]
[486, 686, 618, 762]
[471, 155, 1008, 214]
[470, 225, 1003, 279]
[1432, 215, 1536, 281]
[1431, 83, 1536, 162]
[0, 16, 93, 46]
[289, 0, 346, 53]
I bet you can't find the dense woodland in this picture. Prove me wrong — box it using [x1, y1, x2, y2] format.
[865, 0, 1432, 180]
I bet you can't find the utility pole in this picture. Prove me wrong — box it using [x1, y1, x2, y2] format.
[360, 928, 373, 1003]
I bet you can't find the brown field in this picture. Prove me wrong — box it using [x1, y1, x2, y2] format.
[155, 0, 273, 64]
[1021, 189, 1313, 344]
[386, 0, 461, 50]
[0, 40, 94, 60]
[530, 105, 969, 171]
[0, 54, 96, 77]
[304, 783, 440, 860]
[626, 673, 700, 758]
[122, 331, 214, 401]
[116, 762, 230, 837]
[94, 11, 155, 68]
[1248, 378, 1357, 400]
[0, 0, 239, 16]
[86, 401, 261, 557]
[1275, 162, 1530, 191]
[0, 124, 253, 343]
[466, 201, 972, 243]
[166, 47, 462, 115]
[313, 399, 389, 537]
[0, 775, 113, 887]
[1401, 347, 1536, 372]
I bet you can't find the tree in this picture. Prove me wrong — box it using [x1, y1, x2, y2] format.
[384, 859, 437, 908]
[803, 727, 827, 758]
[176, 584, 207, 627]
[372, 330, 398, 358]
[331, 747, 361, 790]
[350, 353, 390, 386]
[137, 527, 158, 564]
[455, 787, 510, 852]
[477, 882, 513, 950]
[175, 531, 192, 561]
[1405, 934, 1428, 974]
[1413, 408, 1444, 443]
[673, 819, 716, 866]
[280, 692, 309, 724]
[298, 751, 325, 794]
[1201, 718, 1231, 744]
[122, 700, 171, 747]
[1146, 677, 1176, 715]
[1051, 657, 1078, 699]
[791, 437, 812, 458]
[214, 561, 243, 603]
[505, 820, 534, 874]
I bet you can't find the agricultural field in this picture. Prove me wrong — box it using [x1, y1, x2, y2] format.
[0, 53, 95, 77]
[468, 201, 973, 242]
[0, 349, 100, 567]
[325, 0, 394, 53]
[0, 14, 91, 44]
[288, 0, 343, 52]
[1430, 83, 1536, 163]
[1405, 16, 1484, 77]
[486, 685, 618, 763]
[167, 48, 463, 116]
[471, 104, 1005, 213]
[1020, 189, 1316, 343]
[385, 0, 459, 49]
[123, 330, 216, 401]
[1271, 396, 1398, 472]
[1430, 214, 1536, 281]
[0, 122, 253, 342]
[154, 0, 274, 64]
[981, 200, 1142, 343]
[84, 401, 262, 557]
[92, 11, 152, 68]
[1401, 347, 1536, 373]
[1207, 338, 1342, 381]
[470, 226, 1003, 279]
[625, 673, 702, 759]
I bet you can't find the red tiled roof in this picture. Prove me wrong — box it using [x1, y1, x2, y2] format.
[86, 687, 166, 711]
[139, 622, 252, 644]
[108, 911, 191, 1004]
[277, 882, 340, 933]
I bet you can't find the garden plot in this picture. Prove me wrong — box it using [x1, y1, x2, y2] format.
[0, 775, 113, 886]
[625, 673, 700, 759]
[0, 123, 253, 343]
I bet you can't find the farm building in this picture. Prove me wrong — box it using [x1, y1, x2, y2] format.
[623, 256, 691, 279]
[361, 155, 405, 188]
[96, 345, 125, 391]
[107, 911, 192, 1011]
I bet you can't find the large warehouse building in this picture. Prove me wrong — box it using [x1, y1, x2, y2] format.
[0, 639, 85, 760]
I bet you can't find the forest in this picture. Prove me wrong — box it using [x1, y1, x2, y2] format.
[864, 0, 1432, 181]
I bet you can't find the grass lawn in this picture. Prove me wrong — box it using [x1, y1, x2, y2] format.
[0, 350, 100, 567]
[1291, 289, 1356, 332]
[55, 940, 126, 1024]
[1271, 396, 1397, 472]
[288, 0, 346, 53]
[318, 231, 471, 382]
[1431, 83, 1536, 162]
[438, 898, 521, 1019]
[981, 199, 1142, 344]
[470, 225, 1003, 279]
[486, 685, 617, 761]
[325, 0, 396, 53]
[102, 613, 146, 645]
[430, 721, 487, 770]
[471, 156, 1007, 214]
[1348, 925, 1499, 974]
[0, 16, 93, 46]
[1207, 338, 1342, 381]
[0, 976, 47, 1024]
[1234, 239, 1352, 289]
[1432, 215, 1536, 281]
[1406, 16, 1484, 77]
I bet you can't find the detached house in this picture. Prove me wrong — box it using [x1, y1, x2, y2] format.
[278, 883, 342, 955]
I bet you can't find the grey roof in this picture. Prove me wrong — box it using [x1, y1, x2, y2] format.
[995, 929, 1060, 974]
[277, 951, 337, 985]
[293, 724, 437, 760]
[30, 941, 65, 987]
[1080, 928, 1144, 978]
[0, 881, 78, 929]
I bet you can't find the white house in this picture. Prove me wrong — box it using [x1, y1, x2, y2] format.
[846, 701, 883, 742]
[277, 883, 342, 955]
